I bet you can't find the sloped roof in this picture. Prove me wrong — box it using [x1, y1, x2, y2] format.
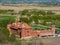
[23, 23, 31, 29]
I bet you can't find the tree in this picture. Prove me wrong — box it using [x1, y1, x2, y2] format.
[38, 10, 46, 15]
[30, 9, 40, 16]
[31, 16, 39, 24]
[19, 9, 29, 15]
[20, 17, 29, 23]
[47, 10, 55, 15]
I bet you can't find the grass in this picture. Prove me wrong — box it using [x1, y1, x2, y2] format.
[0, 16, 16, 43]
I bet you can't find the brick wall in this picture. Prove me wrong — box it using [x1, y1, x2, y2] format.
[7, 22, 55, 38]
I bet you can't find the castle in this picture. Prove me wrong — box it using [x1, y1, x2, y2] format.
[7, 21, 55, 39]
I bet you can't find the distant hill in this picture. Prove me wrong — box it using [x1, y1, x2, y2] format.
[0, 0, 60, 3]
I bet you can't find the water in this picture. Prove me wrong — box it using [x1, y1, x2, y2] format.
[0, 0, 60, 3]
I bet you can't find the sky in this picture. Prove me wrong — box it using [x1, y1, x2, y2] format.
[0, 0, 60, 3]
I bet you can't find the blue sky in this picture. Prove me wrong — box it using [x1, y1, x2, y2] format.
[0, 0, 60, 2]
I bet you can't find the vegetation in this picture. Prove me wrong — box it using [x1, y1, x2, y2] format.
[18, 9, 60, 27]
[0, 16, 16, 43]
[0, 9, 60, 44]
[0, 9, 60, 27]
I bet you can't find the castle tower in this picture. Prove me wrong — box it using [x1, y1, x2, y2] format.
[51, 21, 55, 30]
[51, 21, 56, 36]
[15, 15, 20, 23]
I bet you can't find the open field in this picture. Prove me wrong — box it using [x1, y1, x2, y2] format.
[0, 5, 60, 14]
